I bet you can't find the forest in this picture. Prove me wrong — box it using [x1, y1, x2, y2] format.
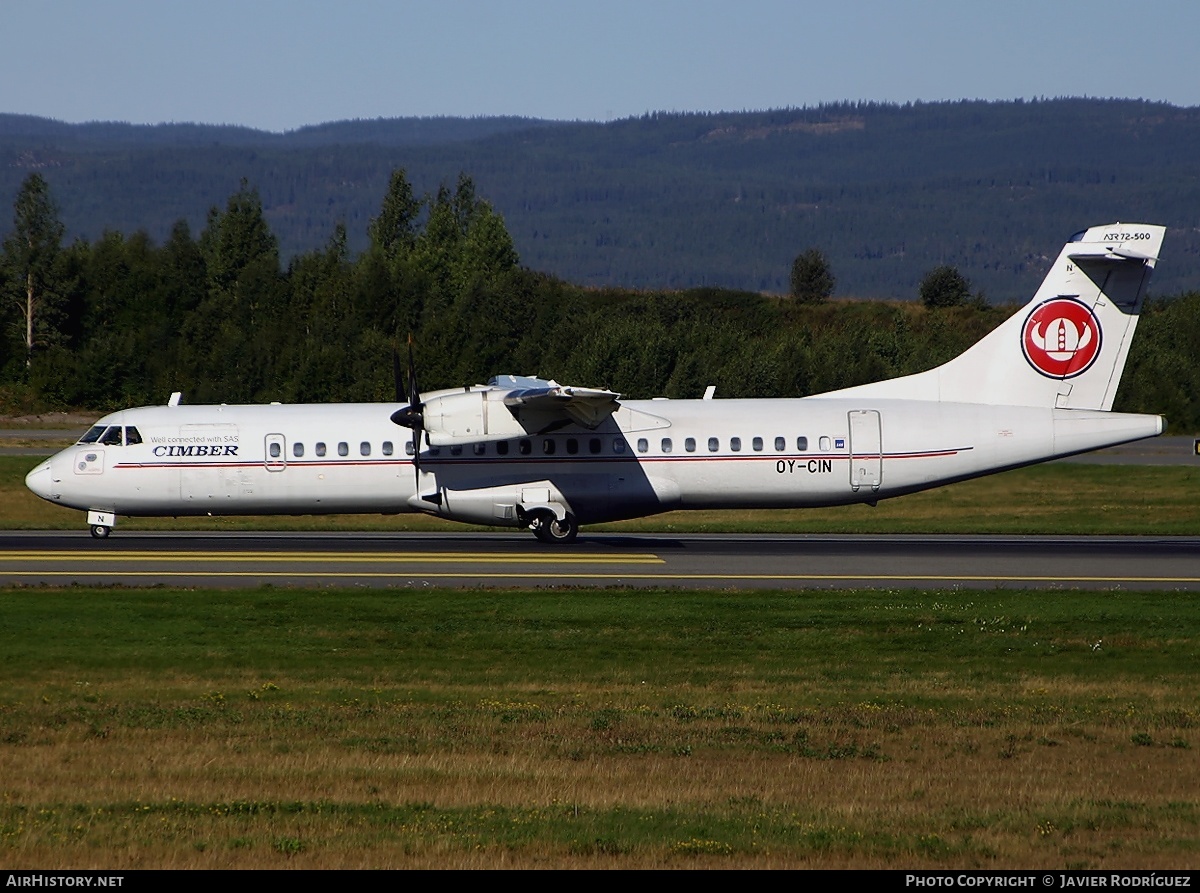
[1, 169, 1197, 431]
[4, 98, 1200, 299]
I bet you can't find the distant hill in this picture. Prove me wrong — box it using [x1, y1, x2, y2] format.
[2, 100, 1199, 300]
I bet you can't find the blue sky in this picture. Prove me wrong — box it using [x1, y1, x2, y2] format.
[2, 0, 1198, 131]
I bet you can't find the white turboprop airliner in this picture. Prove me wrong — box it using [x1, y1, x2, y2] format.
[25, 223, 1167, 543]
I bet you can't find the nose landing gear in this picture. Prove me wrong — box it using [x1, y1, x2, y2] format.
[87, 510, 115, 539]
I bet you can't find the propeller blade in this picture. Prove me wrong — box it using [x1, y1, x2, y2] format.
[392, 348, 403, 404]
[387, 333, 425, 493]
[406, 333, 420, 408]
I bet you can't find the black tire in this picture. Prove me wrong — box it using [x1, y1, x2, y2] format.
[531, 511, 578, 544]
[90, 524, 111, 539]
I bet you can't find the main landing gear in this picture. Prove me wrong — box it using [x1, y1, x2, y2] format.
[530, 510, 579, 545]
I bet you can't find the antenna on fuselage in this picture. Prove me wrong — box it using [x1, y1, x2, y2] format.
[168, 392, 182, 406]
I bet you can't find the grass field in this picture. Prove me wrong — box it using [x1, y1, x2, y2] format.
[0, 586, 1197, 869]
[2, 453, 1198, 868]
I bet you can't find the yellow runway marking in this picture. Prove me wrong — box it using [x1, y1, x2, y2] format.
[0, 550, 664, 566]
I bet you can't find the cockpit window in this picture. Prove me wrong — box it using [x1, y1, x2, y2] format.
[99, 426, 123, 446]
[78, 426, 105, 444]
[124, 427, 142, 445]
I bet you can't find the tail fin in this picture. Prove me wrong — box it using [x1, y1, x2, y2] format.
[825, 223, 1165, 409]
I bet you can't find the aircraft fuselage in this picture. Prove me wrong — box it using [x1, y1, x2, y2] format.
[25, 396, 1162, 528]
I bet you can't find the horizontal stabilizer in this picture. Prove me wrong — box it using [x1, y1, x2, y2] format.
[1067, 245, 1157, 263]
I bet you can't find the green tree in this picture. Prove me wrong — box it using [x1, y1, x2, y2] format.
[451, 201, 519, 293]
[414, 175, 522, 384]
[362, 169, 427, 339]
[919, 265, 971, 308]
[160, 219, 207, 319]
[367, 168, 423, 262]
[789, 248, 835, 303]
[2, 173, 65, 371]
[413, 183, 459, 293]
[184, 181, 283, 401]
[282, 223, 368, 401]
[200, 179, 278, 298]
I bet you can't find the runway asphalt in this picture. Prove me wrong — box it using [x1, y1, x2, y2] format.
[1, 530, 1196, 591]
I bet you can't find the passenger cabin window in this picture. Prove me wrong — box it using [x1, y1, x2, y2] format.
[496, 441, 509, 455]
[449, 445, 463, 456]
[774, 436, 785, 451]
[125, 427, 142, 445]
[819, 436, 831, 452]
[382, 441, 393, 456]
[661, 438, 672, 453]
[797, 436, 808, 451]
[708, 437, 719, 452]
[542, 439, 555, 455]
[360, 442, 371, 456]
[566, 438, 578, 455]
[338, 442, 349, 457]
[293, 443, 304, 458]
[473, 443, 486, 455]
[613, 438, 626, 454]
[316, 442, 327, 457]
[752, 437, 763, 452]
[685, 437, 696, 452]
[637, 438, 649, 453]
[518, 439, 531, 455]
[730, 437, 742, 452]
[405, 441, 414, 456]
[269, 442, 282, 458]
[589, 438, 601, 454]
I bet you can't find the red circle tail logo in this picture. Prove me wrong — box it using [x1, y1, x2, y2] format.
[1021, 298, 1102, 378]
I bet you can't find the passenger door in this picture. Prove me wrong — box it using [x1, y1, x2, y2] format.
[848, 410, 882, 492]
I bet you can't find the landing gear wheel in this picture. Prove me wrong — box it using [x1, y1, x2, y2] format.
[90, 525, 111, 539]
[531, 511, 578, 545]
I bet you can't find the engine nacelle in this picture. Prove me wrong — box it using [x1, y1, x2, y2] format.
[422, 390, 526, 446]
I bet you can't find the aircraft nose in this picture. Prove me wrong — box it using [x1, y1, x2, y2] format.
[25, 459, 57, 501]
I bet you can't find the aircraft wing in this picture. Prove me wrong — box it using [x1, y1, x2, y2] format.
[500, 381, 622, 429]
